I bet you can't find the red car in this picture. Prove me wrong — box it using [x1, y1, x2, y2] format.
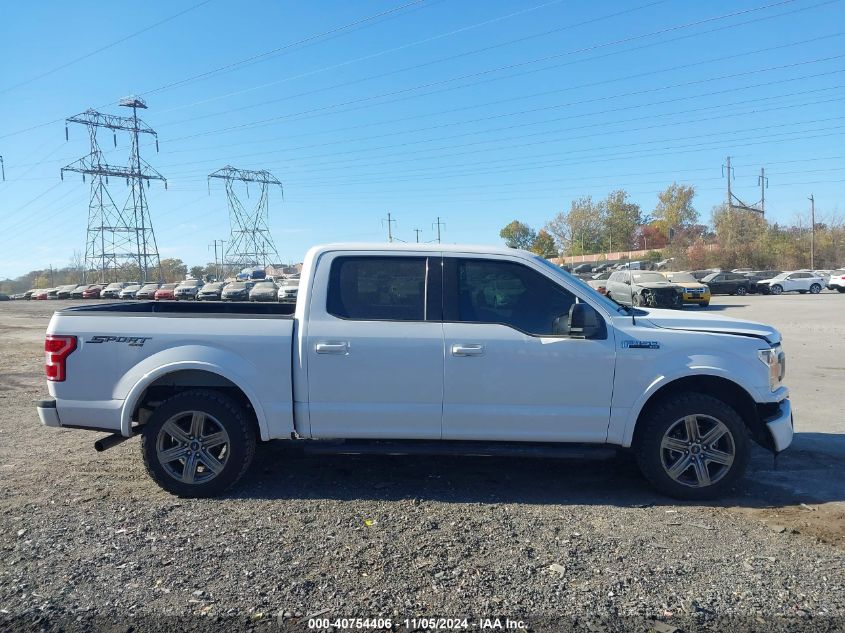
[154, 283, 178, 300]
[81, 285, 103, 299]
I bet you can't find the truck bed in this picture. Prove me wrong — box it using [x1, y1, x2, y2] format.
[57, 301, 295, 317]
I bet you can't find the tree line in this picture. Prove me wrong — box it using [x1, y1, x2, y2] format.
[500, 182, 844, 271]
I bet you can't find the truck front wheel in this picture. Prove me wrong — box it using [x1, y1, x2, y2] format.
[141, 389, 256, 498]
[635, 393, 750, 500]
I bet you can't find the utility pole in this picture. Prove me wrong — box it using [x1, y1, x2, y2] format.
[414, 228, 422, 243]
[724, 155, 732, 209]
[432, 217, 445, 243]
[381, 212, 397, 242]
[758, 167, 768, 217]
[0, 156, 4, 181]
[209, 239, 226, 280]
[809, 194, 815, 270]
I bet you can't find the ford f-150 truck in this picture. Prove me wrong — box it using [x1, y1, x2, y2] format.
[36, 243, 792, 499]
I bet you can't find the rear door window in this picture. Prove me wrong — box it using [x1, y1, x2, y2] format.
[327, 256, 426, 321]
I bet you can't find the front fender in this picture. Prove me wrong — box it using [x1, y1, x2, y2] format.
[612, 354, 762, 447]
[117, 345, 271, 439]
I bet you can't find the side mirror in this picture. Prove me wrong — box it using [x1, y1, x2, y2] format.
[623, 279, 631, 285]
[567, 303, 605, 339]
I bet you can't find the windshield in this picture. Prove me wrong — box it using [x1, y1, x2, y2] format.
[280, 279, 299, 287]
[226, 282, 248, 290]
[254, 281, 277, 290]
[140, 284, 158, 291]
[203, 283, 224, 291]
[632, 272, 666, 283]
[532, 255, 628, 315]
[771, 272, 789, 280]
[124, 285, 140, 291]
[160, 283, 177, 290]
[105, 283, 123, 289]
[179, 279, 201, 287]
[669, 273, 696, 283]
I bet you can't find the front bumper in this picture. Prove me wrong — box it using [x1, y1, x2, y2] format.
[680, 291, 710, 304]
[763, 397, 793, 453]
[36, 398, 61, 428]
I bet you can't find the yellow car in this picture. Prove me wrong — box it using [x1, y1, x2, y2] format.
[663, 272, 711, 307]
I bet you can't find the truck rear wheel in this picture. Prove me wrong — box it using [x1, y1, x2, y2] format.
[635, 393, 750, 500]
[141, 389, 256, 498]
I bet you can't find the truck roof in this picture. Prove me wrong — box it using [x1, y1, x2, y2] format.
[309, 242, 536, 258]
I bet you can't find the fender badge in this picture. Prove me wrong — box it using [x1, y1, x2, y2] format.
[621, 340, 660, 349]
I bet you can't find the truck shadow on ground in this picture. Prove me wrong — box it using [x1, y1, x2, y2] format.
[697, 303, 749, 311]
[232, 432, 844, 509]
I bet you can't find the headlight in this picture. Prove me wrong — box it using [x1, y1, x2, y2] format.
[758, 348, 785, 391]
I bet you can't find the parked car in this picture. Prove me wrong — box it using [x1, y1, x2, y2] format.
[756, 271, 825, 295]
[0, 293, 10, 301]
[101, 282, 129, 299]
[10, 293, 27, 300]
[573, 263, 594, 274]
[689, 270, 715, 281]
[605, 271, 681, 308]
[119, 284, 142, 299]
[196, 282, 225, 301]
[81, 285, 104, 299]
[701, 272, 752, 296]
[70, 284, 95, 299]
[731, 268, 753, 274]
[32, 288, 52, 300]
[174, 278, 204, 301]
[36, 242, 792, 500]
[221, 281, 254, 301]
[586, 271, 612, 295]
[47, 288, 62, 299]
[662, 272, 711, 307]
[277, 278, 300, 303]
[826, 269, 845, 292]
[741, 271, 782, 294]
[154, 283, 178, 300]
[23, 289, 36, 300]
[593, 263, 612, 273]
[53, 284, 77, 300]
[249, 280, 278, 302]
[135, 283, 161, 300]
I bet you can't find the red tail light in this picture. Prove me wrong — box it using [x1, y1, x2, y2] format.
[45, 335, 77, 382]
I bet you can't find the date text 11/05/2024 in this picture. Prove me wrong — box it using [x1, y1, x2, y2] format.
[307, 617, 527, 630]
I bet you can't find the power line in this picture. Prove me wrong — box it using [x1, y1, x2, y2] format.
[0, 0, 216, 95]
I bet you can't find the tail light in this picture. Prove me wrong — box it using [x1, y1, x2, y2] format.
[45, 335, 77, 382]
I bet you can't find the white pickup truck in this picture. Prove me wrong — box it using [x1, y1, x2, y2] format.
[37, 243, 792, 499]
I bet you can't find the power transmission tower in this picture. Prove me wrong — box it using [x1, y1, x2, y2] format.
[61, 96, 165, 283]
[722, 156, 764, 216]
[208, 166, 282, 276]
[432, 216, 445, 243]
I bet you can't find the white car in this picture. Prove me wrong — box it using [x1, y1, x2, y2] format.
[826, 269, 845, 292]
[756, 271, 825, 295]
[277, 278, 300, 303]
[37, 243, 791, 500]
[118, 284, 141, 299]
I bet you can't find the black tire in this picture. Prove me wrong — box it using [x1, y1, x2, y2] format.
[632, 292, 643, 307]
[141, 389, 256, 498]
[809, 283, 821, 294]
[770, 284, 783, 295]
[735, 286, 747, 296]
[838, 287, 845, 293]
[634, 392, 750, 500]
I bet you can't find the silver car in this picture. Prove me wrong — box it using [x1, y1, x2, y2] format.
[605, 271, 682, 309]
[221, 281, 254, 301]
[119, 284, 142, 299]
[249, 280, 278, 302]
[174, 278, 204, 301]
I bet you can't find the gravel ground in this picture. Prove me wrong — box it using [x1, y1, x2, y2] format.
[1, 298, 844, 633]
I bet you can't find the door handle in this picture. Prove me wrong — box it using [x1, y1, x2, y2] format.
[451, 343, 485, 357]
[315, 341, 349, 354]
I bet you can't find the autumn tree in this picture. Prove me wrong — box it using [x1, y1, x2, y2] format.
[530, 229, 558, 258]
[652, 183, 698, 240]
[159, 258, 188, 283]
[604, 190, 641, 252]
[499, 220, 536, 250]
[545, 196, 606, 256]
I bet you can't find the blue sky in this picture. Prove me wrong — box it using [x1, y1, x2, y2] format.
[1, 0, 844, 276]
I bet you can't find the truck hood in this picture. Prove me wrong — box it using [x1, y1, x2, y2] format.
[638, 308, 780, 344]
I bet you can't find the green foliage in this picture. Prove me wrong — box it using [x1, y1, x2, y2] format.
[160, 258, 188, 283]
[530, 229, 558, 258]
[499, 220, 536, 250]
[652, 183, 698, 239]
[604, 190, 641, 252]
[546, 196, 606, 255]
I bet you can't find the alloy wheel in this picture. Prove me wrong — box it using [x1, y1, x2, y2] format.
[156, 411, 230, 484]
[659, 414, 735, 488]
